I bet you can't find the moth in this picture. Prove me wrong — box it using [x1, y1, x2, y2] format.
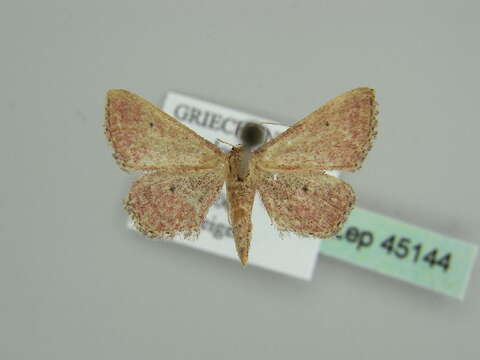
[105, 88, 377, 265]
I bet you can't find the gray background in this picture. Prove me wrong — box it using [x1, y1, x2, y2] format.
[1, 1, 479, 359]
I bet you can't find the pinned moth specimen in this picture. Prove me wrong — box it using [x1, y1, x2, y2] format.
[105, 88, 378, 265]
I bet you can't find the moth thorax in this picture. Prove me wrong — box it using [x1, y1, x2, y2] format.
[238, 122, 266, 149]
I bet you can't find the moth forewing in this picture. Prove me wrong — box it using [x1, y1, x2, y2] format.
[105, 89, 224, 172]
[254, 87, 377, 172]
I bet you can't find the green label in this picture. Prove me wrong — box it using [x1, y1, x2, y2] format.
[319, 208, 478, 299]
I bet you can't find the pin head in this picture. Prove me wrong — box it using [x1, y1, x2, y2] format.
[238, 122, 266, 148]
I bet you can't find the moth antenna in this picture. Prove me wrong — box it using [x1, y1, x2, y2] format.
[259, 122, 290, 127]
[217, 138, 236, 147]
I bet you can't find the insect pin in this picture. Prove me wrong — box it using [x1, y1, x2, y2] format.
[105, 88, 378, 265]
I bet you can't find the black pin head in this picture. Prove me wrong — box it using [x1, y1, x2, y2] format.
[238, 122, 266, 149]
